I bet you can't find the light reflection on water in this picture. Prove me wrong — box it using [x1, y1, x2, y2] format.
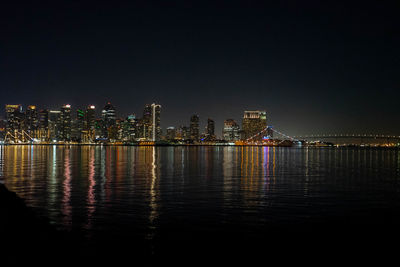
[1, 145, 400, 241]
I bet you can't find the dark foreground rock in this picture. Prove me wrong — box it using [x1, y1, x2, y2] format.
[0, 184, 82, 265]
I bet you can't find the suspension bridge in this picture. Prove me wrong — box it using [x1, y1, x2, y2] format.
[236, 127, 400, 147]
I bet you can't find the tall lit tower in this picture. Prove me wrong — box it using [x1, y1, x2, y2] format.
[85, 105, 96, 141]
[206, 118, 215, 140]
[5, 104, 23, 133]
[60, 104, 72, 141]
[25, 105, 38, 136]
[242, 110, 267, 140]
[151, 103, 161, 141]
[102, 102, 116, 138]
[190, 115, 199, 141]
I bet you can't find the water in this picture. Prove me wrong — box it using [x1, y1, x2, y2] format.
[1, 145, 400, 258]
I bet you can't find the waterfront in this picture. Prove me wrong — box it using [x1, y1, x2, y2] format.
[2, 145, 400, 262]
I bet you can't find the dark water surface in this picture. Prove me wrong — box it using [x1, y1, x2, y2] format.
[2, 145, 400, 261]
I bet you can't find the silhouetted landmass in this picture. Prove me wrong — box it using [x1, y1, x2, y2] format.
[0, 184, 83, 265]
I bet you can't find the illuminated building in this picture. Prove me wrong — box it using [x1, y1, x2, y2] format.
[60, 104, 72, 141]
[190, 115, 199, 141]
[38, 109, 49, 141]
[166, 127, 176, 141]
[223, 119, 240, 141]
[205, 118, 216, 141]
[151, 103, 161, 141]
[176, 125, 189, 140]
[142, 104, 152, 140]
[73, 109, 85, 141]
[85, 105, 96, 142]
[101, 102, 116, 139]
[5, 104, 23, 134]
[25, 105, 38, 137]
[140, 103, 161, 141]
[48, 110, 61, 141]
[126, 114, 136, 141]
[85, 105, 96, 130]
[242, 110, 267, 140]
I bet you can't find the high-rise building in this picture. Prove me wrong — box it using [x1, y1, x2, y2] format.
[141, 104, 152, 140]
[190, 115, 199, 141]
[102, 102, 116, 139]
[242, 110, 267, 140]
[73, 109, 85, 141]
[5, 104, 23, 133]
[205, 118, 216, 140]
[60, 104, 72, 141]
[176, 125, 189, 140]
[85, 105, 96, 130]
[166, 127, 176, 141]
[223, 119, 240, 141]
[38, 109, 49, 141]
[127, 114, 136, 141]
[151, 103, 161, 141]
[48, 110, 61, 141]
[25, 105, 38, 137]
[84, 105, 96, 142]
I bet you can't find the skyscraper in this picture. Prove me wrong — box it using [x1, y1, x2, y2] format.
[102, 102, 116, 139]
[206, 118, 216, 140]
[38, 109, 50, 141]
[142, 104, 152, 140]
[242, 110, 267, 140]
[190, 115, 199, 141]
[25, 105, 38, 137]
[223, 119, 240, 141]
[60, 104, 72, 141]
[5, 104, 23, 134]
[166, 126, 176, 141]
[74, 109, 85, 141]
[85, 105, 96, 142]
[151, 103, 161, 141]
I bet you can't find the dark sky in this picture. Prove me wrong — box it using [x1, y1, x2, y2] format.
[1, 0, 399, 137]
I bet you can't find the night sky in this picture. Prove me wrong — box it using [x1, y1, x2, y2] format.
[1, 1, 399, 137]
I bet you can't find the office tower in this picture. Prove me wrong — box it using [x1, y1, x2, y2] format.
[142, 104, 152, 140]
[175, 125, 188, 140]
[60, 104, 72, 141]
[166, 127, 176, 141]
[242, 110, 267, 140]
[85, 105, 96, 142]
[190, 115, 199, 141]
[85, 105, 96, 130]
[5, 104, 23, 133]
[25, 105, 38, 137]
[223, 119, 240, 141]
[48, 110, 61, 141]
[126, 114, 136, 141]
[135, 118, 145, 140]
[74, 109, 85, 141]
[38, 109, 49, 141]
[102, 102, 116, 126]
[102, 102, 116, 139]
[151, 103, 161, 141]
[206, 118, 216, 140]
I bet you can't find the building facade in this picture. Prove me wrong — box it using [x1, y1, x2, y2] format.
[242, 110, 267, 140]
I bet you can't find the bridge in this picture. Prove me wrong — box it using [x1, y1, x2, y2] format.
[241, 127, 400, 146]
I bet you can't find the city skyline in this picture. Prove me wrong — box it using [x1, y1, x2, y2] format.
[2, 101, 268, 142]
[1, 1, 399, 137]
